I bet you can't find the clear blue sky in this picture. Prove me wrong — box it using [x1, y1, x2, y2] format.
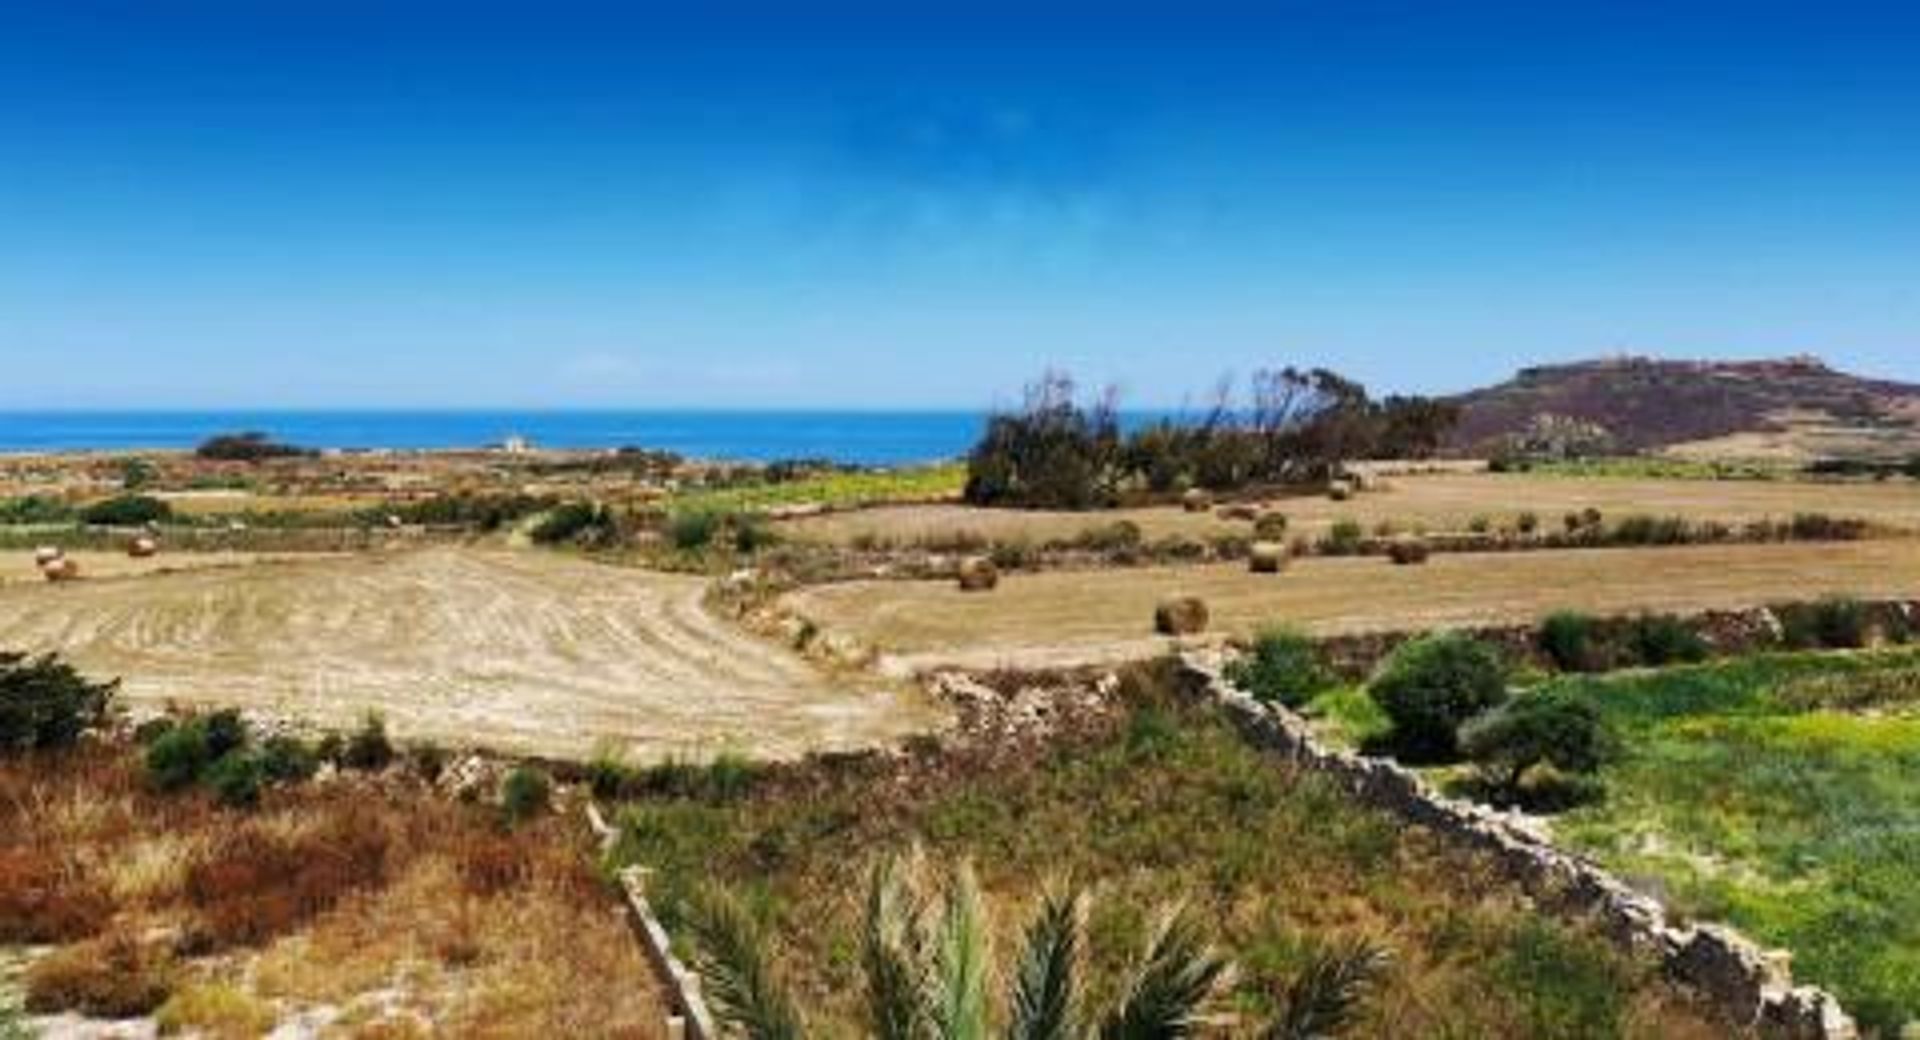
[2, 1, 1916, 409]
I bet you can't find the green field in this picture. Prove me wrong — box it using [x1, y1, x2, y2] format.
[670, 462, 965, 514]
[1539, 651, 1920, 1033]
[1293, 649, 1920, 1033]
[605, 665, 1715, 1038]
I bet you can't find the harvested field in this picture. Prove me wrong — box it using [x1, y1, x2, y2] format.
[0, 547, 936, 759]
[2, 549, 316, 586]
[786, 540, 1920, 670]
[780, 471, 1920, 546]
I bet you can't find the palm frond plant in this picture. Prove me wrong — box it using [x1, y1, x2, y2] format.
[685, 847, 1386, 1040]
[682, 888, 808, 1040]
[1262, 940, 1392, 1040]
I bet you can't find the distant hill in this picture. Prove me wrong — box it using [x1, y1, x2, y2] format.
[1447, 355, 1920, 461]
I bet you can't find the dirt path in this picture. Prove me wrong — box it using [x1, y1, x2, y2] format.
[0, 547, 939, 760]
[785, 540, 1920, 671]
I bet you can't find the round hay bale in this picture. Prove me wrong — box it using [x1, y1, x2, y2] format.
[1215, 503, 1259, 522]
[127, 535, 159, 558]
[1154, 595, 1209, 636]
[1327, 480, 1354, 502]
[1387, 537, 1431, 565]
[956, 556, 999, 592]
[32, 545, 64, 566]
[1248, 541, 1289, 574]
[1180, 488, 1214, 513]
[40, 557, 80, 583]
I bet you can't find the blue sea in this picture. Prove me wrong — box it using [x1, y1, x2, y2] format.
[0, 411, 991, 466]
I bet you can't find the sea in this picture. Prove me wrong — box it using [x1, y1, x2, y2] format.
[0, 411, 993, 466]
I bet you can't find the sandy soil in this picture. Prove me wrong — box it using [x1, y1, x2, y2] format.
[0, 547, 938, 760]
[779, 471, 1920, 546]
[785, 540, 1920, 671]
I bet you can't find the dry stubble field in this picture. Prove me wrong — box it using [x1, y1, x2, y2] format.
[787, 539, 1920, 670]
[780, 470, 1920, 545]
[0, 547, 937, 759]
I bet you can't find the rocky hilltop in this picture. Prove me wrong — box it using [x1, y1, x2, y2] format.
[1448, 355, 1920, 459]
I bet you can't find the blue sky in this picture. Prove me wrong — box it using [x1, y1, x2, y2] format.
[2, 1, 1916, 409]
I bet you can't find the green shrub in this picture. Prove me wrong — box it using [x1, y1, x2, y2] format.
[1252, 513, 1289, 540]
[200, 709, 248, 760]
[78, 494, 172, 526]
[0, 652, 118, 753]
[1787, 513, 1869, 541]
[1625, 614, 1709, 666]
[729, 513, 778, 553]
[341, 713, 394, 771]
[501, 766, 552, 825]
[1610, 514, 1688, 546]
[588, 747, 636, 800]
[258, 736, 319, 783]
[1460, 691, 1617, 806]
[667, 508, 721, 550]
[0, 495, 75, 524]
[206, 753, 265, 808]
[1319, 518, 1365, 556]
[1516, 511, 1540, 535]
[1538, 612, 1606, 673]
[1777, 597, 1871, 650]
[194, 431, 309, 462]
[408, 742, 448, 782]
[1226, 627, 1334, 708]
[531, 501, 620, 546]
[145, 725, 213, 792]
[1369, 633, 1509, 762]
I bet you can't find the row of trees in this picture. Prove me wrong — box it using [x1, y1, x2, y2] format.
[964, 370, 1459, 509]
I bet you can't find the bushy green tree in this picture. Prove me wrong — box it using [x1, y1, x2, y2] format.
[78, 494, 171, 526]
[1227, 627, 1335, 708]
[1460, 691, 1618, 804]
[1368, 633, 1508, 761]
[0, 652, 117, 753]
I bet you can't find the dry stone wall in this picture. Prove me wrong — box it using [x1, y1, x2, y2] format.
[1180, 650, 1859, 1040]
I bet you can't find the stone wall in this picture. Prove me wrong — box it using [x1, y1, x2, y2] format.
[585, 804, 718, 1040]
[1179, 650, 1859, 1040]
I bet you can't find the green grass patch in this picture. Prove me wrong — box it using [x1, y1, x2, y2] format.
[1540, 649, 1920, 1032]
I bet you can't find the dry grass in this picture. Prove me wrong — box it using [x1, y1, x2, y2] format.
[0, 745, 667, 1036]
[0, 546, 936, 760]
[787, 540, 1920, 670]
[780, 470, 1920, 547]
[0, 549, 312, 587]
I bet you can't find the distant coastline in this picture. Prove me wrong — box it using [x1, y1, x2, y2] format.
[0, 410, 990, 465]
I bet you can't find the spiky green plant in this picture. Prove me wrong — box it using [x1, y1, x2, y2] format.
[682, 889, 807, 1040]
[689, 848, 1384, 1040]
[1263, 941, 1392, 1040]
[1006, 886, 1086, 1040]
[1098, 904, 1232, 1040]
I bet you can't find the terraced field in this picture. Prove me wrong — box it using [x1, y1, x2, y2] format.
[0, 547, 936, 759]
[787, 539, 1920, 671]
[779, 471, 1920, 546]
